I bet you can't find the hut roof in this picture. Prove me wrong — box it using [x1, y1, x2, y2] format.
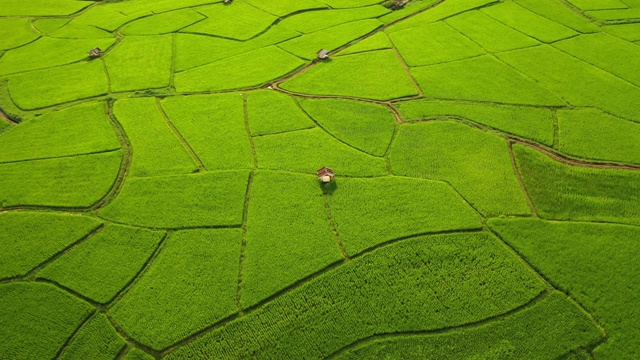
[317, 167, 335, 178]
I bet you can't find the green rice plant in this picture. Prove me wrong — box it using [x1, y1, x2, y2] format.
[123, 348, 154, 360]
[104, 35, 172, 92]
[0, 282, 93, 359]
[181, 1, 276, 40]
[298, 97, 396, 156]
[49, 24, 114, 39]
[514, 0, 600, 33]
[8, 61, 109, 110]
[0, 80, 30, 122]
[242, 171, 342, 307]
[388, 21, 485, 66]
[338, 32, 392, 56]
[320, 0, 383, 7]
[588, 8, 640, 20]
[253, 128, 387, 176]
[558, 108, 640, 165]
[175, 46, 305, 93]
[446, 11, 540, 53]
[481, 2, 578, 43]
[120, 9, 205, 35]
[278, 19, 382, 60]
[244, 0, 327, 16]
[395, 99, 555, 145]
[281, 49, 419, 100]
[488, 218, 640, 359]
[335, 291, 602, 359]
[246, 90, 315, 136]
[110, 229, 242, 350]
[379, 0, 442, 24]
[113, 97, 197, 177]
[59, 314, 126, 360]
[497, 45, 640, 121]
[67, 6, 149, 32]
[32, 18, 69, 34]
[110, 0, 221, 15]
[278, 6, 390, 34]
[0, 0, 91, 16]
[566, 0, 628, 10]
[98, 171, 249, 228]
[0, 212, 101, 280]
[328, 176, 482, 255]
[160, 94, 254, 170]
[513, 144, 640, 225]
[38, 224, 165, 303]
[167, 232, 545, 359]
[411, 55, 565, 106]
[0, 102, 120, 163]
[603, 23, 640, 41]
[0, 151, 122, 208]
[175, 26, 300, 72]
[389, 121, 532, 216]
[0, 18, 39, 50]
[385, 0, 498, 33]
[554, 33, 640, 87]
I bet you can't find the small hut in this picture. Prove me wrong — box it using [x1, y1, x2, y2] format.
[88, 47, 102, 58]
[389, 0, 410, 10]
[317, 167, 335, 183]
[224, 0, 233, 3]
[317, 49, 330, 60]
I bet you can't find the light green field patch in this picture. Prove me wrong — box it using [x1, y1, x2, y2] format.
[38, 224, 165, 303]
[514, 0, 600, 33]
[0, 151, 121, 208]
[281, 49, 419, 100]
[386, 0, 498, 33]
[497, 45, 640, 121]
[114, 97, 197, 177]
[395, 99, 555, 145]
[0, 0, 92, 16]
[105, 35, 172, 92]
[0, 282, 93, 360]
[514, 144, 640, 225]
[242, 171, 342, 307]
[279, 6, 389, 34]
[254, 128, 387, 176]
[411, 55, 565, 106]
[338, 32, 392, 56]
[8, 61, 108, 110]
[603, 23, 640, 41]
[0, 212, 101, 279]
[489, 218, 640, 360]
[0, 18, 39, 51]
[182, 1, 276, 40]
[110, 0, 220, 15]
[278, 19, 382, 60]
[59, 314, 126, 360]
[0, 102, 120, 163]
[175, 46, 305, 92]
[49, 24, 114, 39]
[558, 108, 640, 165]
[587, 8, 640, 20]
[161, 93, 254, 170]
[389, 121, 532, 217]
[298, 97, 396, 156]
[67, 6, 149, 32]
[121, 9, 205, 35]
[566, 0, 628, 10]
[246, 90, 315, 135]
[482, 2, 578, 43]
[110, 229, 242, 350]
[328, 177, 482, 255]
[32, 18, 69, 34]
[244, 0, 327, 16]
[389, 21, 485, 66]
[99, 171, 249, 228]
[445, 11, 540, 53]
[319, 0, 383, 7]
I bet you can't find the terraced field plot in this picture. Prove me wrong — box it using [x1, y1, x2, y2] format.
[1, 0, 639, 359]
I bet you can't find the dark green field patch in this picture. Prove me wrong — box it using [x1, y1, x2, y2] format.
[59, 314, 126, 360]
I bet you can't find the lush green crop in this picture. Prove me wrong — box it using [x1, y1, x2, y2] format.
[67, 6, 148, 32]
[38, 224, 165, 303]
[113, 97, 197, 177]
[566, 0, 628, 11]
[59, 314, 126, 360]
[390, 121, 532, 216]
[110, 229, 242, 350]
[395, 99, 555, 145]
[0, 0, 91, 16]
[489, 218, 640, 359]
[161, 93, 254, 170]
[514, 0, 600, 33]
[514, 144, 640, 225]
[338, 32, 392, 56]
[0, 212, 101, 280]
[246, 90, 314, 135]
[32, 18, 69, 34]
[603, 23, 640, 41]
[281, 49, 419, 100]
[121, 9, 204, 35]
[242, 171, 342, 307]
[0, 282, 93, 359]
[99, 171, 249, 228]
[123, 348, 155, 360]
[386, 0, 498, 33]
[320, 0, 383, 7]
[379, 0, 441, 24]
[586, 8, 640, 21]
[279, 6, 389, 34]
[48, 23, 114, 39]
[253, 128, 388, 176]
[0, 151, 122, 208]
[0, 18, 39, 50]
[244, 0, 327, 16]
[167, 232, 545, 359]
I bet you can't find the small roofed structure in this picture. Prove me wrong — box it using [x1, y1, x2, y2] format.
[88, 47, 102, 58]
[388, 0, 410, 10]
[317, 49, 330, 60]
[223, 0, 233, 3]
[317, 167, 335, 183]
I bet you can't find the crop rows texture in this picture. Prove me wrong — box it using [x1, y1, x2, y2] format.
[246, 90, 315, 136]
[59, 314, 126, 360]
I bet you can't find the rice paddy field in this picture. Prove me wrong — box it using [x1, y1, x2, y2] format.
[1, 0, 639, 359]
